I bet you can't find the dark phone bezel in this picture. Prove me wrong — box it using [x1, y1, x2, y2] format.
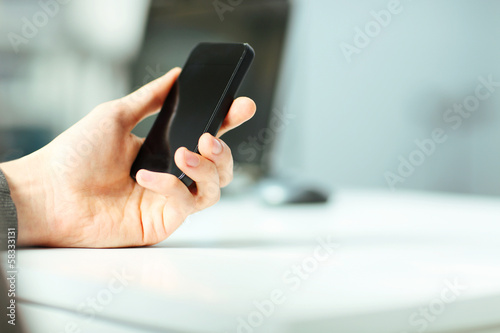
[130, 42, 255, 187]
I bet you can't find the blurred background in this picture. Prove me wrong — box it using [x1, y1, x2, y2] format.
[1, 0, 500, 196]
[3, 2, 500, 333]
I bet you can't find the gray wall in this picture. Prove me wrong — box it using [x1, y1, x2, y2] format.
[273, 0, 500, 195]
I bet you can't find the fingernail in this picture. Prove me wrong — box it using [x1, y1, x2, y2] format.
[212, 138, 223, 155]
[139, 170, 154, 182]
[185, 150, 200, 167]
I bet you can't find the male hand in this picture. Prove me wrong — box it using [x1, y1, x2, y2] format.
[0, 68, 256, 247]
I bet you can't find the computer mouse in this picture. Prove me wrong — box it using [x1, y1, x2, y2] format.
[258, 178, 330, 205]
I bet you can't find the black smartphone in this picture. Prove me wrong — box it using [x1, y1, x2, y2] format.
[130, 42, 255, 187]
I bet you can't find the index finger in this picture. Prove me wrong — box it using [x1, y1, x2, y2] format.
[217, 97, 256, 138]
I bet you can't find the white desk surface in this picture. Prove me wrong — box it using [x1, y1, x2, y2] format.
[13, 189, 500, 333]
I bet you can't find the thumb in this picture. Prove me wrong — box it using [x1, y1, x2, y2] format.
[118, 67, 181, 131]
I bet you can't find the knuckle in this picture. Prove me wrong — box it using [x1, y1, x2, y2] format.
[209, 184, 221, 205]
[203, 160, 218, 178]
[90, 101, 123, 130]
[162, 175, 182, 191]
[199, 181, 220, 208]
[99, 100, 127, 123]
[224, 144, 232, 156]
[101, 100, 122, 115]
[220, 168, 233, 187]
[221, 145, 233, 166]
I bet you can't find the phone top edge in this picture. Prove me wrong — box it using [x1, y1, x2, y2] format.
[243, 43, 255, 60]
[184, 42, 253, 66]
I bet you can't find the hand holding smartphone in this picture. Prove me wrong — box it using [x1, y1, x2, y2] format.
[130, 42, 255, 187]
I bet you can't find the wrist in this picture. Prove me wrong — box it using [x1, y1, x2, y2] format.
[0, 152, 53, 246]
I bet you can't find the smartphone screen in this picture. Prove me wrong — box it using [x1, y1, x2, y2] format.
[131, 43, 254, 186]
[169, 63, 240, 152]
